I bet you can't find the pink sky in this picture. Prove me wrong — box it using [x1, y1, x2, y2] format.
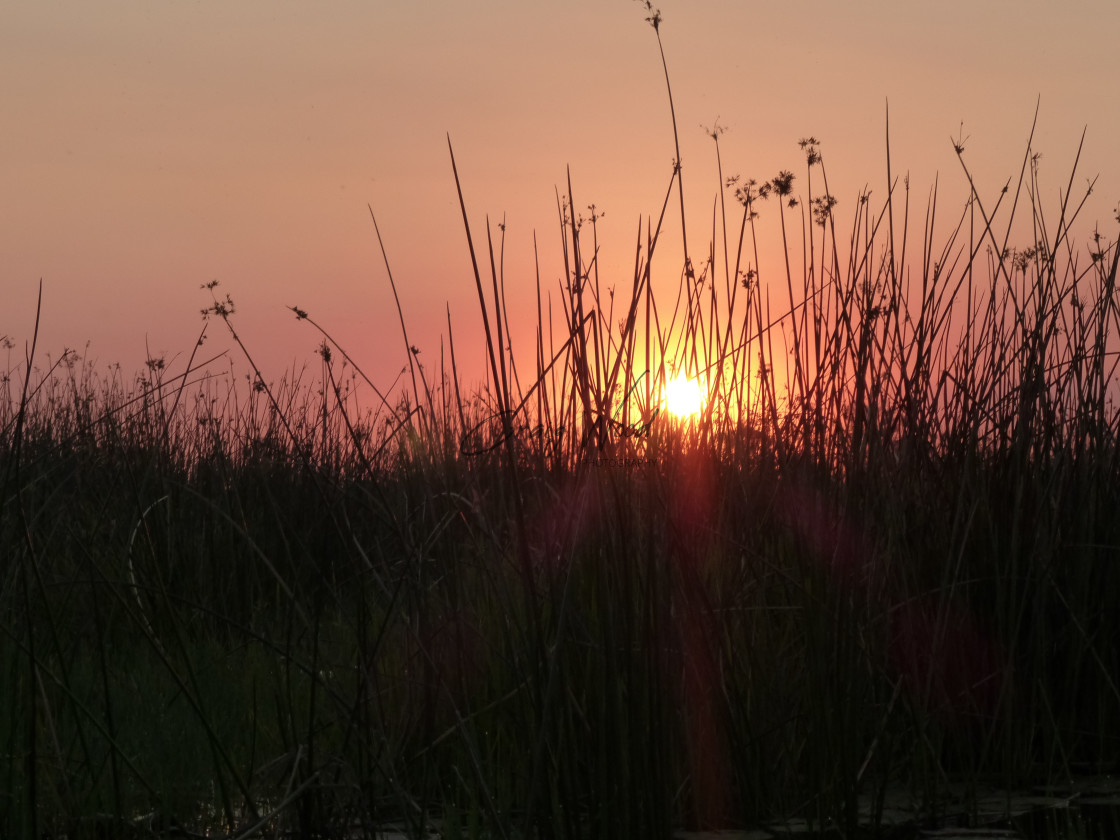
[3, 1, 1118, 399]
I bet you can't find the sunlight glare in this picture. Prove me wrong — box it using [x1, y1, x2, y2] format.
[664, 373, 706, 419]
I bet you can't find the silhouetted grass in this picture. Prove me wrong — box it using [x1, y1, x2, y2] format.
[4, 8, 1120, 839]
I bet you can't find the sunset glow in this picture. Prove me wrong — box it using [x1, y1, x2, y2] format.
[4, 5, 1120, 833]
[3, 2, 1117, 390]
[664, 373, 706, 420]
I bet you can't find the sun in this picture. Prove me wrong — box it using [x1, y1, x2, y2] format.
[664, 373, 706, 419]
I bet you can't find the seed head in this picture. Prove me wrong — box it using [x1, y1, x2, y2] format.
[771, 170, 795, 197]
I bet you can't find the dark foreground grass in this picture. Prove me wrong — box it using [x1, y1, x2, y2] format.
[5, 11, 1120, 840]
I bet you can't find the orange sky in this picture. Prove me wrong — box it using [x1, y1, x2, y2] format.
[3, 1, 1118, 400]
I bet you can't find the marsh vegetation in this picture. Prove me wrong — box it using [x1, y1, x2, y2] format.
[4, 8, 1120, 839]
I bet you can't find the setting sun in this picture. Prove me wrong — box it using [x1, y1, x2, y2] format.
[664, 373, 706, 419]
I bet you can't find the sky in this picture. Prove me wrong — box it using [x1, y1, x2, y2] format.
[3, 1, 1119, 401]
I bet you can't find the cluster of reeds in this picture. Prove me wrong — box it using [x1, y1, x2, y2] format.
[4, 8, 1120, 839]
